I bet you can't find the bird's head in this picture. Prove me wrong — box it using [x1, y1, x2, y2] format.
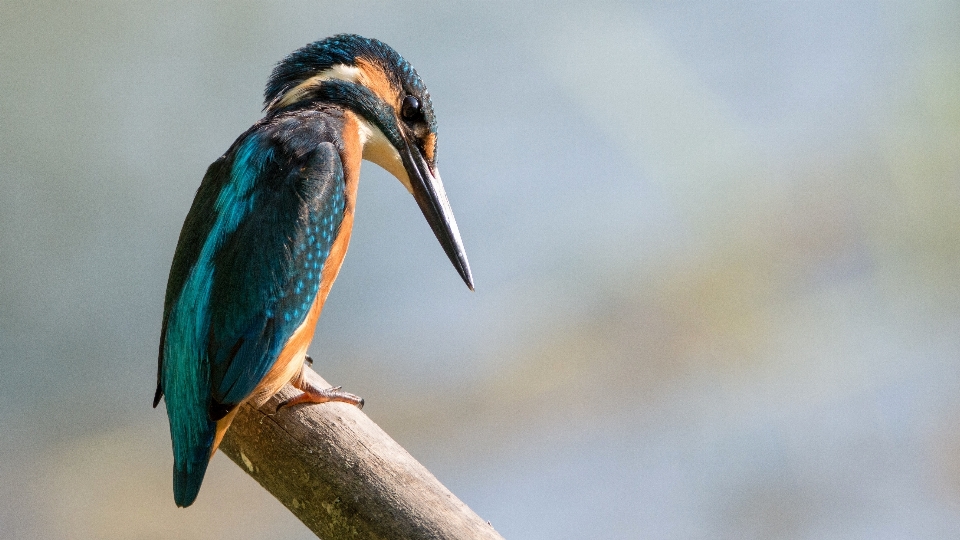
[264, 34, 473, 290]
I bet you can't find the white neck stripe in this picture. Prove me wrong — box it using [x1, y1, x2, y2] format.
[271, 64, 362, 110]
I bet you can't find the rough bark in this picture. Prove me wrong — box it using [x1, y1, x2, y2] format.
[219, 367, 504, 540]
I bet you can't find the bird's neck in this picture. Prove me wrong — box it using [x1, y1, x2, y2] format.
[306, 110, 362, 326]
[339, 111, 364, 212]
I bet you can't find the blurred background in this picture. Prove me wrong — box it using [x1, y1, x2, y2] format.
[2, 1, 960, 538]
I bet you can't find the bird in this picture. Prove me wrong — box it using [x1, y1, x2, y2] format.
[153, 34, 473, 508]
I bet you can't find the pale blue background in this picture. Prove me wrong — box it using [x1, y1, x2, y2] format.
[2, 2, 960, 538]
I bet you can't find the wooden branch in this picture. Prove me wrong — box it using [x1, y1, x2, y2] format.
[219, 367, 504, 540]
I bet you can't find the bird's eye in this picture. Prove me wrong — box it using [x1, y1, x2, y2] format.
[401, 95, 421, 121]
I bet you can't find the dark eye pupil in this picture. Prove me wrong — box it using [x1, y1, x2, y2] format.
[401, 95, 420, 120]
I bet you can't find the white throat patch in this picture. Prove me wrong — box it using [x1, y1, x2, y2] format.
[354, 115, 412, 194]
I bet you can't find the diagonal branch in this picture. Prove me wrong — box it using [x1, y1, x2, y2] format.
[219, 367, 504, 540]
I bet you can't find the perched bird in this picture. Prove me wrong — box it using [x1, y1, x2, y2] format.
[153, 34, 473, 508]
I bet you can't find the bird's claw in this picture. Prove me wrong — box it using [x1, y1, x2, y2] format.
[276, 384, 364, 412]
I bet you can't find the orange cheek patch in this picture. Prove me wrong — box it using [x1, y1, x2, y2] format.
[356, 58, 398, 109]
[422, 132, 437, 163]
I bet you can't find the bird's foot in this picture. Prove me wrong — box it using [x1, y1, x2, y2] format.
[277, 379, 364, 412]
[304, 354, 314, 366]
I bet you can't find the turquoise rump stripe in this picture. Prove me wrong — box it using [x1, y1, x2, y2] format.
[163, 134, 270, 479]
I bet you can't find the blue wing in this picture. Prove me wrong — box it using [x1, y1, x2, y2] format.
[207, 136, 345, 408]
[157, 113, 346, 506]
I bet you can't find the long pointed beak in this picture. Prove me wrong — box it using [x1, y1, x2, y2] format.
[401, 139, 474, 290]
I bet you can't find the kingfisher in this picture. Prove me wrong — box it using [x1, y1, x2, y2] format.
[153, 34, 473, 508]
